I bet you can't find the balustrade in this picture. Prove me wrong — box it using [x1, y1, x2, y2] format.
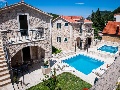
[4, 29, 45, 45]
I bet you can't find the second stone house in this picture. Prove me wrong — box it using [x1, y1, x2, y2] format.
[52, 16, 94, 52]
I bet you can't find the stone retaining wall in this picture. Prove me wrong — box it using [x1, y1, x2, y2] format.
[90, 56, 120, 90]
[102, 35, 120, 42]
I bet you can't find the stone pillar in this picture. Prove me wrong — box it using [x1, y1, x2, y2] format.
[82, 40, 85, 50]
[38, 46, 41, 61]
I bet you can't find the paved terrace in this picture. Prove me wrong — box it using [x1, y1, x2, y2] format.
[90, 56, 120, 90]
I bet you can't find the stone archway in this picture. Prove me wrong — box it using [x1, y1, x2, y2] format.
[11, 50, 22, 67]
[11, 46, 46, 67]
[84, 37, 92, 49]
[76, 37, 81, 49]
[87, 37, 92, 48]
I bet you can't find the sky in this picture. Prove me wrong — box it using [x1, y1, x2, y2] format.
[0, 0, 120, 18]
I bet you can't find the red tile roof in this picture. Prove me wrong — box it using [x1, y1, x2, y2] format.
[102, 21, 120, 35]
[61, 16, 92, 23]
[61, 16, 76, 23]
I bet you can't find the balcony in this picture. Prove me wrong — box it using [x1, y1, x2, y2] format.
[1, 29, 45, 45]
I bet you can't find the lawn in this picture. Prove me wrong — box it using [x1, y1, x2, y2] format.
[27, 72, 92, 90]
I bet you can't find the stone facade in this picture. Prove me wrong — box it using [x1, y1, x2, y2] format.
[0, 2, 52, 60]
[0, 1, 52, 86]
[52, 17, 94, 51]
[52, 18, 74, 51]
[102, 34, 120, 42]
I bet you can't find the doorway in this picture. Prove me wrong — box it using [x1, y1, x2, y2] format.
[19, 15, 28, 36]
[88, 38, 91, 47]
[22, 47, 31, 62]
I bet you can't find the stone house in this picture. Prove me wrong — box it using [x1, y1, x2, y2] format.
[0, 1, 52, 87]
[102, 14, 120, 42]
[52, 16, 94, 51]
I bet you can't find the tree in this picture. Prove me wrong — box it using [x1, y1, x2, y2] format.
[91, 8, 105, 39]
[48, 13, 59, 20]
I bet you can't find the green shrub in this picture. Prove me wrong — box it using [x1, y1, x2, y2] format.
[52, 46, 62, 54]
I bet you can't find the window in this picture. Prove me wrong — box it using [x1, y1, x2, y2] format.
[80, 24, 82, 33]
[65, 23, 68, 26]
[37, 27, 44, 38]
[57, 23, 61, 28]
[88, 29, 92, 33]
[57, 37, 61, 42]
[64, 38, 68, 42]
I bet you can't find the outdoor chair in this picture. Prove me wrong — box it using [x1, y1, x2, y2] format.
[28, 59, 33, 68]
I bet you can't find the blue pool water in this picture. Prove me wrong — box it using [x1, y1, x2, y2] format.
[63, 54, 104, 75]
[98, 45, 118, 54]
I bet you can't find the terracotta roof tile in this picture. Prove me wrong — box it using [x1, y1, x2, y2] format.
[60, 16, 83, 23]
[102, 21, 120, 35]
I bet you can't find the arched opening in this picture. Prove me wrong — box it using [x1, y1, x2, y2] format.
[11, 46, 46, 68]
[88, 38, 91, 47]
[22, 46, 31, 62]
[11, 50, 22, 67]
[84, 37, 92, 50]
[76, 37, 81, 49]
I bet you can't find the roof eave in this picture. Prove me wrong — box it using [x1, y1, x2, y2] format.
[0, 1, 53, 18]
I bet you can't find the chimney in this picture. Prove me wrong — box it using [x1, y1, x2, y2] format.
[114, 13, 120, 22]
[21, 0, 24, 2]
[116, 25, 119, 34]
[5, 2, 8, 7]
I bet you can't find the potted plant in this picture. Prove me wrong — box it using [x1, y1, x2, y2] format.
[42, 59, 51, 74]
[44, 61, 49, 68]
[13, 76, 19, 84]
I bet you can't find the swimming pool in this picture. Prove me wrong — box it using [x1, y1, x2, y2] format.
[63, 54, 104, 75]
[98, 45, 118, 54]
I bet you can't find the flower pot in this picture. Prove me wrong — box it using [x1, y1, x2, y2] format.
[41, 66, 51, 74]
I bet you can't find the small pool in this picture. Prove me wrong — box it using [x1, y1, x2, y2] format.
[62, 54, 104, 75]
[98, 45, 118, 54]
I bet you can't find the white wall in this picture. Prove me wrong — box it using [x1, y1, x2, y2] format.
[114, 15, 120, 22]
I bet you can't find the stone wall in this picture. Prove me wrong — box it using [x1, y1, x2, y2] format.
[11, 50, 22, 66]
[90, 56, 120, 90]
[0, 4, 52, 60]
[52, 18, 94, 51]
[31, 46, 38, 60]
[102, 35, 120, 42]
[52, 18, 74, 51]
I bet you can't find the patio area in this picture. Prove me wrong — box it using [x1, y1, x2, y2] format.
[1, 62, 47, 90]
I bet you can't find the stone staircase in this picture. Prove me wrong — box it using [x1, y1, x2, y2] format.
[0, 40, 11, 87]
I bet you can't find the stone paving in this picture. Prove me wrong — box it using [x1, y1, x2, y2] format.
[90, 56, 120, 90]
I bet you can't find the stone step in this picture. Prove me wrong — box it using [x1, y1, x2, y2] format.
[0, 70, 10, 77]
[0, 62, 7, 68]
[0, 74, 10, 82]
[0, 79, 11, 87]
[0, 56, 5, 60]
[0, 53, 5, 56]
[0, 47, 2, 50]
[0, 60, 6, 64]
[0, 50, 4, 53]
[0, 67, 8, 73]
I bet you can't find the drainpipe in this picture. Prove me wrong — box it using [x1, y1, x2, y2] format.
[49, 19, 52, 66]
[50, 19, 52, 56]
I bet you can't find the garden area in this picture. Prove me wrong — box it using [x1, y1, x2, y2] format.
[27, 72, 92, 90]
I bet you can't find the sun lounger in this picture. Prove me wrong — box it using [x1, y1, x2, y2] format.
[92, 69, 105, 77]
